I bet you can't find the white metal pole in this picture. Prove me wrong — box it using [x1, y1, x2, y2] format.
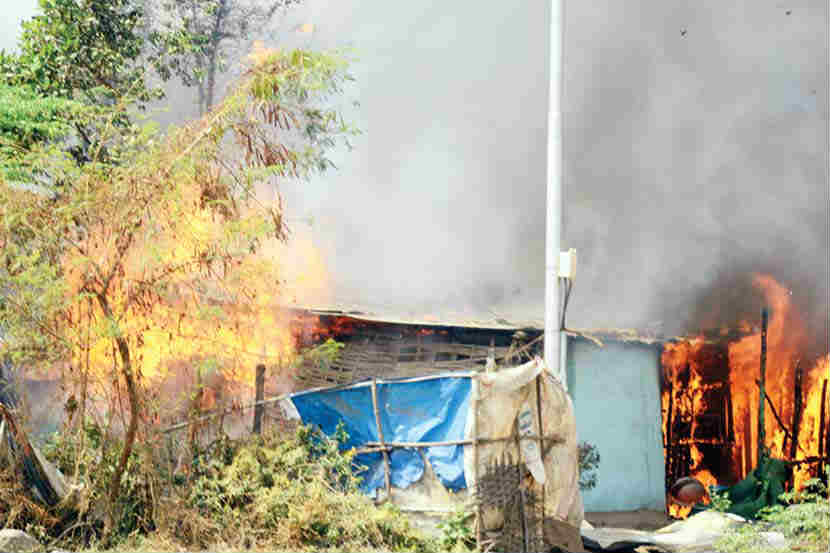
[544, 0, 563, 377]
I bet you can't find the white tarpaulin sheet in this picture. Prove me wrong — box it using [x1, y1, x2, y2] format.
[464, 358, 584, 530]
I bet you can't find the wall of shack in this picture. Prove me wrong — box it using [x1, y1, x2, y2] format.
[566, 336, 666, 512]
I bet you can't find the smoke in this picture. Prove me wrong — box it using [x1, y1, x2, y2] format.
[271, 0, 829, 341]
[555, 0, 828, 339]
[4, 0, 828, 340]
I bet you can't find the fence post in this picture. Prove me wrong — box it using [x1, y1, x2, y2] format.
[371, 378, 392, 498]
[758, 307, 768, 463]
[472, 375, 483, 551]
[253, 364, 266, 434]
[514, 418, 528, 553]
[536, 374, 546, 522]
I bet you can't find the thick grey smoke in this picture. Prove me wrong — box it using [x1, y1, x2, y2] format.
[4, 1, 828, 348]
[275, 0, 828, 344]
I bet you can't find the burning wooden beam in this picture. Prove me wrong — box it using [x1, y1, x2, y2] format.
[753, 381, 798, 458]
[825, 387, 830, 479]
[725, 384, 735, 444]
[757, 307, 768, 464]
[788, 360, 803, 460]
[818, 379, 828, 479]
[665, 377, 674, 490]
[252, 364, 266, 434]
[743, 408, 753, 477]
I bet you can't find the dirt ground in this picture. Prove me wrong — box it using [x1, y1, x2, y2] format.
[585, 510, 674, 531]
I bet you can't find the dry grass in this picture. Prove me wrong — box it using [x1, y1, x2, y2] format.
[3, 423, 436, 552]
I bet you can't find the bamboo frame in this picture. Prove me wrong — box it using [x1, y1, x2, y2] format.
[784, 455, 830, 466]
[252, 364, 266, 434]
[472, 375, 483, 552]
[756, 383, 803, 456]
[514, 419, 528, 553]
[758, 307, 768, 463]
[360, 434, 560, 450]
[788, 360, 803, 460]
[371, 378, 392, 498]
[535, 374, 545, 522]
[818, 379, 828, 478]
[159, 364, 555, 552]
[160, 372, 476, 434]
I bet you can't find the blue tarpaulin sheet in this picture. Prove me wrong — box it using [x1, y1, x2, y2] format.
[289, 375, 471, 495]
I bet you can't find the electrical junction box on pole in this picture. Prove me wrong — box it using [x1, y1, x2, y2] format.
[558, 248, 577, 280]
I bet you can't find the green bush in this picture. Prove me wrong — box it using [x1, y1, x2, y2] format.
[437, 507, 476, 552]
[709, 488, 733, 512]
[162, 424, 435, 551]
[715, 523, 789, 553]
[1, 421, 436, 552]
[578, 441, 600, 491]
[758, 473, 829, 551]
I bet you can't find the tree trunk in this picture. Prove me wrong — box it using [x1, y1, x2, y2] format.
[197, 79, 207, 116]
[75, 298, 92, 481]
[97, 294, 139, 539]
[206, 56, 217, 113]
[204, 1, 227, 113]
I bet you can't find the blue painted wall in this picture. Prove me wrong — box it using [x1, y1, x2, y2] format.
[566, 337, 666, 512]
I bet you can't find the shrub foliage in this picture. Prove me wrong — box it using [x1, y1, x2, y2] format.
[1, 423, 434, 552]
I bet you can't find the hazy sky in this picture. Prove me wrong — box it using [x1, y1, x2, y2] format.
[279, 0, 829, 343]
[2, 2, 828, 345]
[0, 0, 37, 52]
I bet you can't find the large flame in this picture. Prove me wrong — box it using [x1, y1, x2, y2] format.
[728, 275, 827, 490]
[662, 274, 829, 518]
[662, 337, 720, 517]
[62, 196, 332, 414]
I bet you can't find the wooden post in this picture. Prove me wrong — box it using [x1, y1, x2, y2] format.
[724, 385, 734, 443]
[252, 364, 266, 435]
[514, 419, 528, 553]
[788, 360, 803, 461]
[818, 379, 828, 479]
[724, 384, 736, 481]
[824, 387, 830, 481]
[371, 379, 392, 499]
[189, 368, 204, 456]
[743, 408, 753, 476]
[665, 378, 675, 489]
[758, 308, 768, 464]
[535, 375, 546, 521]
[486, 338, 495, 372]
[472, 375, 483, 551]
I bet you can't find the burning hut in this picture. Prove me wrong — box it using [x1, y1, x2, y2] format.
[660, 275, 830, 517]
[6, 271, 825, 523]
[284, 273, 830, 519]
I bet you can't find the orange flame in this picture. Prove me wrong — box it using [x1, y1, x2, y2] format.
[728, 274, 826, 490]
[662, 337, 722, 517]
[662, 274, 829, 518]
[62, 199, 332, 415]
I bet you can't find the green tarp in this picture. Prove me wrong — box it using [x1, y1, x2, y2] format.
[693, 457, 789, 520]
[724, 456, 788, 519]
